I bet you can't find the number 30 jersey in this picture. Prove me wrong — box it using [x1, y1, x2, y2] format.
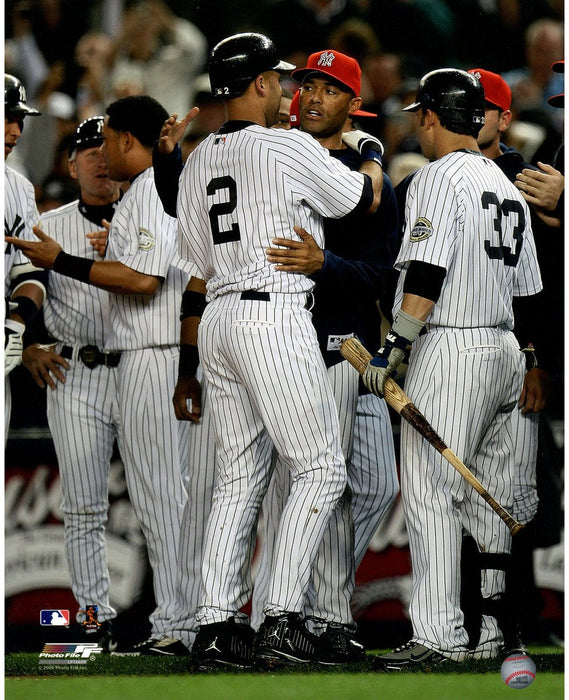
[394, 150, 542, 329]
[177, 121, 368, 301]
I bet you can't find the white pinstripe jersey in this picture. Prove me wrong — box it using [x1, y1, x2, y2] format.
[4, 165, 40, 296]
[38, 201, 112, 346]
[394, 151, 542, 329]
[177, 123, 367, 300]
[105, 167, 192, 350]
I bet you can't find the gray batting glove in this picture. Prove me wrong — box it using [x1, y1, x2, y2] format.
[342, 129, 384, 158]
[5, 319, 25, 376]
[362, 346, 406, 397]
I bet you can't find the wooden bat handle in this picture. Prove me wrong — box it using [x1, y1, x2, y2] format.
[340, 337, 525, 536]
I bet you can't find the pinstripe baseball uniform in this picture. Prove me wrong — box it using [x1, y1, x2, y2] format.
[5, 164, 41, 440]
[105, 166, 191, 638]
[37, 198, 120, 624]
[177, 122, 370, 625]
[394, 151, 542, 660]
[251, 157, 400, 632]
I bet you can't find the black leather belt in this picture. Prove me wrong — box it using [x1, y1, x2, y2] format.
[61, 344, 121, 369]
[239, 290, 314, 309]
[240, 290, 270, 301]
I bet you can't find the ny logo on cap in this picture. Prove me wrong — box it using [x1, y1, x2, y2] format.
[317, 51, 335, 68]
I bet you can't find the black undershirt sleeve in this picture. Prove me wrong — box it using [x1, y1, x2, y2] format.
[402, 260, 447, 302]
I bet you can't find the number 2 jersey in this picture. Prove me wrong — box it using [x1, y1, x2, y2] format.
[177, 121, 370, 300]
[393, 150, 542, 329]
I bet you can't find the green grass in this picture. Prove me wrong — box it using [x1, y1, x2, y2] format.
[5, 648, 564, 699]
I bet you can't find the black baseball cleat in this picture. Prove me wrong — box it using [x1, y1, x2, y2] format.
[82, 620, 117, 653]
[318, 622, 366, 665]
[110, 637, 158, 656]
[146, 637, 190, 656]
[191, 618, 255, 670]
[371, 640, 451, 671]
[253, 612, 321, 667]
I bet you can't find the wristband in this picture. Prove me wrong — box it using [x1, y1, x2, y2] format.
[180, 290, 207, 320]
[361, 146, 383, 168]
[53, 251, 94, 284]
[178, 344, 199, 376]
[391, 309, 425, 344]
[10, 296, 39, 326]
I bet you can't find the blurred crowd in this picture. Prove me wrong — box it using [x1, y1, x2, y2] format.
[5, 0, 564, 212]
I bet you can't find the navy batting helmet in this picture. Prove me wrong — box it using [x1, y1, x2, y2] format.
[5, 74, 41, 117]
[68, 116, 104, 158]
[208, 33, 295, 99]
[403, 68, 485, 137]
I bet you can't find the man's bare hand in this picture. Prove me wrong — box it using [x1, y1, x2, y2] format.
[5, 226, 62, 269]
[172, 374, 202, 422]
[23, 344, 70, 389]
[86, 219, 110, 258]
[515, 162, 564, 213]
[266, 226, 325, 275]
[157, 108, 200, 154]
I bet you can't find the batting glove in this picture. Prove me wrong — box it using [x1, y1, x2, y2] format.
[363, 309, 426, 396]
[341, 129, 384, 166]
[5, 319, 25, 376]
[363, 334, 407, 397]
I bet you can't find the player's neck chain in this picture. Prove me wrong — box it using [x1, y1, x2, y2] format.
[78, 195, 122, 226]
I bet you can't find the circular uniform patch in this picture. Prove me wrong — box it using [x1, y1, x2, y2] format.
[138, 228, 155, 250]
[410, 217, 433, 242]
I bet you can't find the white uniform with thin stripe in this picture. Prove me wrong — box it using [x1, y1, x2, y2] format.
[38, 200, 118, 623]
[105, 167, 191, 637]
[178, 123, 367, 624]
[394, 150, 542, 659]
[4, 165, 40, 440]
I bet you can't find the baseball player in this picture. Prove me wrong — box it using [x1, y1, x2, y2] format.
[363, 69, 542, 669]
[21, 117, 123, 651]
[4, 74, 46, 442]
[7, 96, 192, 651]
[462, 68, 553, 654]
[148, 51, 399, 664]
[251, 50, 400, 663]
[175, 32, 383, 669]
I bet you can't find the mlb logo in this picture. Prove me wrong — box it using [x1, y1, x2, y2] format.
[40, 610, 70, 626]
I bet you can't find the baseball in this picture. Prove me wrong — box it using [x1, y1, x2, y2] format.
[500, 653, 536, 689]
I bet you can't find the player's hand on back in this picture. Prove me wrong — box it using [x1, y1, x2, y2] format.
[266, 226, 324, 275]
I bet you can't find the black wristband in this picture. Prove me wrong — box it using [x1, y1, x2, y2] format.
[361, 146, 383, 167]
[52, 251, 94, 284]
[10, 296, 39, 326]
[178, 344, 199, 377]
[180, 290, 207, 320]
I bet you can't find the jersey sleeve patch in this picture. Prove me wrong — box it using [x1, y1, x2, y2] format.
[138, 227, 155, 251]
[410, 217, 433, 242]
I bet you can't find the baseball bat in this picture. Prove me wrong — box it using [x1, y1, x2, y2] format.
[340, 336, 525, 536]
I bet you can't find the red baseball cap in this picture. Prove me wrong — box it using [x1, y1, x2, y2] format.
[291, 51, 377, 119]
[293, 50, 362, 96]
[468, 68, 512, 112]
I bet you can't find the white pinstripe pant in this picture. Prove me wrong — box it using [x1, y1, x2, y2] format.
[195, 292, 347, 625]
[116, 347, 189, 637]
[47, 361, 120, 623]
[251, 367, 399, 630]
[401, 326, 524, 659]
[511, 404, 539, 524]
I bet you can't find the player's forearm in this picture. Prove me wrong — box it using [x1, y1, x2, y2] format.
[359, 162, 383, 212]
[400, 293, 435, 322]
[89, 260, 161, 296]
[52, 251, 161, 296]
